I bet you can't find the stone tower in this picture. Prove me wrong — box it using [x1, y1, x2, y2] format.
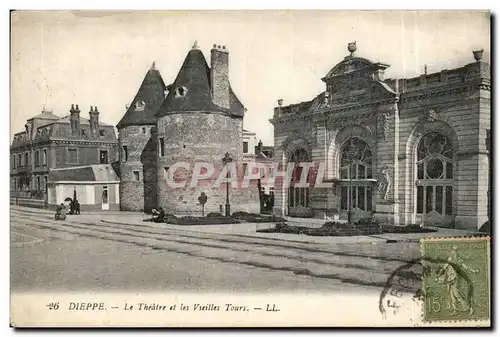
[116, 62, 166, 212]
[155, 43, 260, 215]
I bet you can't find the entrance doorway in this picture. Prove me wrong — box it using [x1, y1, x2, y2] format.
[415, 132, 455, 227]
[287, 148, 312, 217]
[337, 137, 374, 222]
[102, 186, 109, 210]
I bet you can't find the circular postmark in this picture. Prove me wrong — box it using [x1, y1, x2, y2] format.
[378, 258, 423, 320]
[379, 256, 476, 322]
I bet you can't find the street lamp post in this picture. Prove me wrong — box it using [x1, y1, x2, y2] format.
[345, 139, 358, 225]
[222, 152, 233, 217]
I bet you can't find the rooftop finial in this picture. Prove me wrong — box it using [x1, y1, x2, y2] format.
[473, 49, 484, 62]
[192, 40, 199, 49]
[347, 41, 357, 56]
[150, 61, 156, 70]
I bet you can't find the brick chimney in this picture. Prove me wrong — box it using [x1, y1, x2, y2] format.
[210, 44, 230, 109]
[70, 104, 80, 136]
[89, 105, 99, 137]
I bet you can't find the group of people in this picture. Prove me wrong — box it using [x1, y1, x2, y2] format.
[54, 199, 81, 221]
[69, 199, 81, 215]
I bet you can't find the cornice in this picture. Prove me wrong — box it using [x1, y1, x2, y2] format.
[50, 139, 118, 146]
[271, 97, 398, 125]
[399, 82, 486, 103]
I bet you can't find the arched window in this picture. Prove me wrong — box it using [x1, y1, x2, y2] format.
[415, 132, 454, 216]
[288, 148, 311, 211]
[339, 138, 373, 214]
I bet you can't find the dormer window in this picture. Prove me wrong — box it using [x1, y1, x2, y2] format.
[174, 86, 187, 98]
[99, 129, 106, 137]
[135, 101, 146, 112]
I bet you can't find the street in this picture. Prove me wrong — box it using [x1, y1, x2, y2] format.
[10, 207, 422, 294]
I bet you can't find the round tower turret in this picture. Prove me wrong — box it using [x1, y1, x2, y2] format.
[155, 44, 259, 215]
[116, 62, 166, 212]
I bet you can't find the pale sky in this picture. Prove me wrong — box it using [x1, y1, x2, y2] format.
[10, 10, 490, 145]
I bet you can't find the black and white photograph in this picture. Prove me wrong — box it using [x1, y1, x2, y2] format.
[8, 9, 491, 327]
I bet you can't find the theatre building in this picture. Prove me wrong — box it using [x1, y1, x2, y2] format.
[270, 43, 490, 230]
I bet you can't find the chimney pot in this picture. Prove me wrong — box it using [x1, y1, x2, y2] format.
[222, 45, 226, 49]
[210, 43, 230, 109]
[70, 104, 80, 136]
[90, 106, 94, 112]
[213, 44, 217, 48]
[89, 105, 99, 137]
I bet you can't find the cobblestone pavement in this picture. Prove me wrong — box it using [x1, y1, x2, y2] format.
[10, 207, 436, 294]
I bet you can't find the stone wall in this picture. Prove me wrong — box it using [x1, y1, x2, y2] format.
[118, 124, 158, 212]
[156, 112, 259, 214]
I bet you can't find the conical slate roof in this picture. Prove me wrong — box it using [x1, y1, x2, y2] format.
[229, 86, 245, 117]
[157, 49, 222, 115]
[117, 63, 167, 128]
[156, 47, 245, 117]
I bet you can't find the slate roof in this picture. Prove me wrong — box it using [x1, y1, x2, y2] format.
[27, 110, 60, 122]
[57, 115, 113, 126]
[117, 64, 167, 128]
[156, 47, 245, 118]
[157, 49, 222, 115]
[229, 86, 245, 117]
[49, 164, 119, 182]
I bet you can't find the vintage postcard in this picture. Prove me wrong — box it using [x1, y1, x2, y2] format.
[9, 10, 491, 327]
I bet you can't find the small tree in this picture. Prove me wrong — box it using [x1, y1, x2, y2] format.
[198, 192, 208, 217]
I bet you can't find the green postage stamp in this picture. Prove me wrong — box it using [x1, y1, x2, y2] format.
[420, 236, 490, 323]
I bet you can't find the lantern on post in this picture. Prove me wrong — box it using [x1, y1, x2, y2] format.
[221, 152, 233, 217]
[345, 138, 358, 224]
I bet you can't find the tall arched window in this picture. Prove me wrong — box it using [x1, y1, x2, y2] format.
[339, 138, 373, 214]
[288, 148, 311, 210]
[415, 132, 454, 217]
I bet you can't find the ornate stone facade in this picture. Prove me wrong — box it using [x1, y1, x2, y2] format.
[270, 43, 490, 230]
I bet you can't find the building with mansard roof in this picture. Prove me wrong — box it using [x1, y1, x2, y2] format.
[117, 42, 260, 214]
[270, 42, 490, 230]
[10, 105, 119, 210]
